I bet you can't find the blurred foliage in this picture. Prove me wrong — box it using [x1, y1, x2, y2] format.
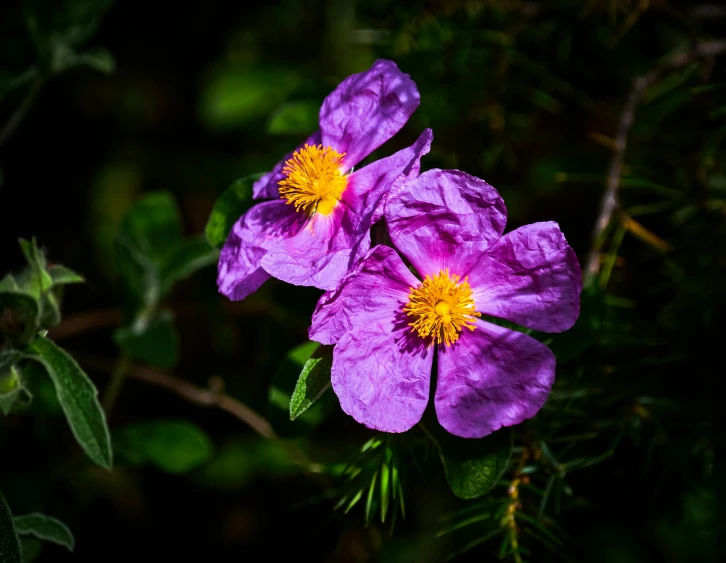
[2, 0, 726, 561]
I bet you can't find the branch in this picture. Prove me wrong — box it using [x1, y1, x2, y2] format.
[47, 298, 304, 342]
[584, 39, 726, 284]
[76, 354, 324, 474]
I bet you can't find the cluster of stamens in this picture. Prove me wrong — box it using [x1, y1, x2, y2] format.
[278, 144, 347, 216]
[403, 269, 480, 346]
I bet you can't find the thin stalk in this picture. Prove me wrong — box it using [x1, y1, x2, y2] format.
[101, 355, 130, 414]
[0, 77, 43, 149]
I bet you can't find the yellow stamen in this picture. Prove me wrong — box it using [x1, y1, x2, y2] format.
[403, 269, 480, 346]
[278, 144, 348, 216]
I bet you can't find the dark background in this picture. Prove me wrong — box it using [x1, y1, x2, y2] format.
[2, 0, 725, 561]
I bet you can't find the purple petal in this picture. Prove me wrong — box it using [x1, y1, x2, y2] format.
[252, 130, 322, 200]
[344, 128, 433, 230]
[260, 204, 360, 290]
[320, 59, 420, 169]
[309, 245, 418, 345]
[332, 325, 433, 433]
[385, 169, 507, 278]
[435, 319, 556, 438]
[467, 222, 582, 333]
[217, 200, 302, 301]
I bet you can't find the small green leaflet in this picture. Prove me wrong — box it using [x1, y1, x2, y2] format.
[290, 345, 333, 420]
[14, 514, 75, 552]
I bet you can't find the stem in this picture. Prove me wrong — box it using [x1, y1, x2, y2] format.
[101, 355, 129, 414]
[77, 353, 324, 476]
[584, 39, 726, 286]
[0, 77, 43, 150]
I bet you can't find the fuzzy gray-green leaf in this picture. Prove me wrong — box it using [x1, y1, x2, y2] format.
[25, 337, 112, 469]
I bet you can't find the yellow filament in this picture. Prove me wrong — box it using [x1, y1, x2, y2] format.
[403, 269, 480, 346]
[278, 144, 348, 216]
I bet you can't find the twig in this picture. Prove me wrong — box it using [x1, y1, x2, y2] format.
[0, 77, 43, 150]
[47, 298, 304, 342]
[76, 354, 324, 474]
[584, 39, 726, 284]
[46, 308, 123, 341]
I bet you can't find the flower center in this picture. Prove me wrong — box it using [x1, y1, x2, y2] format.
[403, 269, 480, 346]
[278, 144, 348, 216]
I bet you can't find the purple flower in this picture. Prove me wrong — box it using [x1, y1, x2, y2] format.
[310, 169, 582, 438]
[218, 60, 432, 301]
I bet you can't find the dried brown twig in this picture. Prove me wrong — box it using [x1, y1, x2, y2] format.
[76, 354, 325, 475]
[584, 39, 726, 284]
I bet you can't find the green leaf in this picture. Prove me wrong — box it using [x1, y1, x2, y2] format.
[25, 337, 112, 469]
[289, 345, 333, 420]
[267, 100, 320, 135]
[205, 174, 262, 249]
[199, 67, 301, 131]
[114, 420, 214, 474]
[115, 191, 183, 312]
[268, 341, 334, 437]
[113, 310, 178, 369]
[160, 236, 219, 295]
[18, 239, 53, 296]
[14, 514, 74, 552]
[425, 417, 512, 499]
[0, 490, 22, 563]
[48, 265, 84, 286]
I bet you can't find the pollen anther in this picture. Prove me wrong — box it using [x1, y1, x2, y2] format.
[403, 269, 480, 346]
[278, 144, 347, 216]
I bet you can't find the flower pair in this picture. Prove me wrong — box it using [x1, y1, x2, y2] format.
[217, 60, 582, 438]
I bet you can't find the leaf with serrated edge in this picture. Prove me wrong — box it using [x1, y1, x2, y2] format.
[289, 345, 333, 420]
[0, 490, 22, 563]
[25, 337, 112, 469]
[14, 514, 75, 552]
